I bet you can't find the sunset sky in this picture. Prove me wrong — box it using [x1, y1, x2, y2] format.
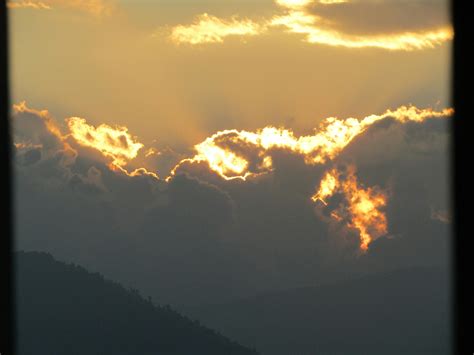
[9, 0, 451, 149]
[10, 0, 453, 311]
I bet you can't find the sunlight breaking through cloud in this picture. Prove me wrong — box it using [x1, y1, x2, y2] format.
[12, 101, 453, 251]
[170, 13, 266, 44]
[168, 0, 453, 50]
[7, 0, 115, 16]
[169, 105, 453, 181]
[312, 166, 388, 251]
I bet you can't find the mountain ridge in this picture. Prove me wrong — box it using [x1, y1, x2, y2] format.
[15, 250, 259, 355]
[183, 265, 451, 355]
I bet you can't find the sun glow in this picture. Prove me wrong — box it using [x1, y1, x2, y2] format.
[13, 101, 452, 250]
[7, 1, 51, 9]
[169, 105, 453, 181]
[7, 0, 114, 15]
[312, 166, 388, 251]
[170, 13, 266, 44]
[67, 117, 160, 179]
[67, 117, 144, 167]
[169, 0, 453, 50]
[275, 0, 313, 9]
[271, 11, 453, 51]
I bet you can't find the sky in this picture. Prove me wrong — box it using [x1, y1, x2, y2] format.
[10, 0, 453, 307]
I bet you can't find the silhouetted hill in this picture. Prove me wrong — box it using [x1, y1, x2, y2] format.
[184, 267, 451, 355]
[15, 251, 259, 355]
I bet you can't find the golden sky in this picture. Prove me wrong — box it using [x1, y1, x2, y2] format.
[9, 0, 452, 151]
[10, 1, 453, 293]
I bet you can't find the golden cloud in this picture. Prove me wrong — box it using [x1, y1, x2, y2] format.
[7, 1, 51, 10]
[271, 10, 453, 50]
[430, 207, 451, 224]
[12, 101, 79, 168]
[13, 101, 65, 142]
[168, 0, 453, 50]
[66, 117, 160, 179]
[169, 105, 453, 181]
[13, 101, 453, 250]
[275, 0, 313, 9]
[318, 0, 348, 4]
[170, 13, 267, 45]
[276, 0, 347, 9]
[67, 117, 144, 166]
[7, 0, 115, 16]
[165, 104, 451, 250]
[312, 165, 388, 251]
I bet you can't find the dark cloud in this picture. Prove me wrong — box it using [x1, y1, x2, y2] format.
[12, 103, 452, 307]
[308, 0, 450, 36]
[12, 104, 245, 305]
[333, 116, 451, 272]
[12, 105, 64, 154]
[16, 148, 42, 166]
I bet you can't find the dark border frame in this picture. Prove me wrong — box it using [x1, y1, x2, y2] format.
[1, 1, 471, 354]
[452, 1, 473, 354]
[1, 0, 14, 354]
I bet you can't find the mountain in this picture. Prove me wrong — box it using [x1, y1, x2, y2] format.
[15, 251, 258, 355]
[184, 266, 451, 355]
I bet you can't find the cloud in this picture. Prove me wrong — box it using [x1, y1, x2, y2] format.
[168, 105, 452, 254]
[312, 164, 388, 251]
[60, 116, 158, 179]
[12, 101, 161, 191]
[274, 0, 349, 8]
[308, 0, 449, 36]
[7, 0, 115, 16]
[12, 102, 180, 183]
[319, 0, 347, 4]
[67, 117, 144, 167]
[12, 101, 77, 172]
[12, 101, 242, 304]
[431, 207, 450, 224]
[169, 105, 452, 181]
[327, 114, 452, 271]
[16, 147, 42, 166]
[275, 0, 314, 9]
[12, 101, 65, 149]
[271, 11, 452, 50]
[12, 101, 453, 305]
[7, 1, 51, 10]
[166, 0, 453, 50]
[169, 13, 267, 45]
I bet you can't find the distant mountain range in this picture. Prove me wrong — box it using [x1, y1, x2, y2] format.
[15, 251, 258, 355]
[15, 251, 451, 355]
[183, 266, 451, 355]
